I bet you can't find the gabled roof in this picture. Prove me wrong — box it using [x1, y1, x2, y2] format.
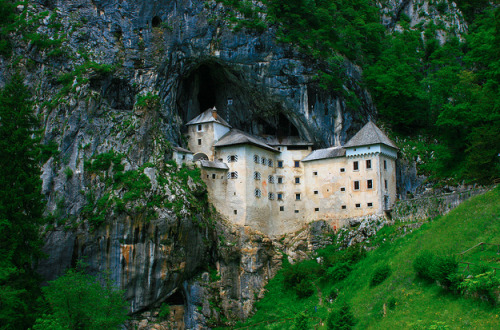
[199, 160, 229, 170]
[344, 121, 397, 149]
[302, 146, 346, 162]
[214, 129, 279, 153]
[172, 146, 193, 154]
[185, 107, 231, 128]
[265, 136, 313, 146]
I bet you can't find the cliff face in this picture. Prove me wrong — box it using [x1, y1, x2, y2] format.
[0, 0, 466, 327]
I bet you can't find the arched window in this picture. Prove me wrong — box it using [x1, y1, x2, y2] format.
[255, 189, 261, 198]
[268, 192, 275, 200]
[228, 171, 238, 179]
[254, 171, 261, 180]
[227, 155, 238, 163]
[261, 157, 266, 165]
[268, 175, 275, 183]
[254, 155, 260, 164]
[268, 159, 273, 167]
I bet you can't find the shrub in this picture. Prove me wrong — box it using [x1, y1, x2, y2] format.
[413, 250, 436, 281]
[459, 271, 500, 305]
[387, 297, 397, 310]
[295, 279, 314, 298]
[370, 264, 391, 287]
[327, 302, 356, 330]
[158, 303, 171, 321]
[294, 311, 309, 330]
[326, 262, 352, 283]
[430, 255, 458, 288]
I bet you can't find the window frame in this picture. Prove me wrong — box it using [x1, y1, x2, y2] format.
[354, 181, 360, 190]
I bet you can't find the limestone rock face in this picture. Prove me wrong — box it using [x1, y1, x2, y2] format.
[0, 0, 467, 328]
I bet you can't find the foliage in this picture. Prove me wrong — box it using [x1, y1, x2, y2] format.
[135, 92, 160, 110]
[326, 301, 356, 330]
[158, 303, 171, 321]
[413, 251, 436, 282]
[293, 311, 309, 330]
[0, 0, 16, 57]
[34, 262, 128, 329]
[0, 74, 45, 329]
[429, 255, 458, 288]
[283, 260, 319, 298]
[370, 264, 391, 287]
[459, 271, 500, 305]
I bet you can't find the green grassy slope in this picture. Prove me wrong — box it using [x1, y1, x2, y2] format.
[235, 187, 500, 329]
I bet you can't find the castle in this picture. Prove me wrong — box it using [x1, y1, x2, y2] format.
[173, 108, 398, 236]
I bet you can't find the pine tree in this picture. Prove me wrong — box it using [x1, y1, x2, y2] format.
[0, 74, 45, 328]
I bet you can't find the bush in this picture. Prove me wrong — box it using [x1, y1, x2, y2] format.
[158, 303, 171, 321]
[413, 250, 436, 281]
[327, 302, 356, 330]
[370, 264, 391, 287]
[294, 311, 309, 329]
[295, 279, 314, 298]
[459, 271, 500, 305]
[326, 262, 352, 283]
[430, 255, 458, 288]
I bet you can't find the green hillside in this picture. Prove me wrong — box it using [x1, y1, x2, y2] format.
[235, 187, 500, 329]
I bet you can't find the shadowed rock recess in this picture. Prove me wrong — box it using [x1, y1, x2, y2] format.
[0, 0, 465, 328]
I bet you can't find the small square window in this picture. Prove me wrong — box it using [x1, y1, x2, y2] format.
[197, 124, 202, 131]
[355, 203, 361, 208]
[341, 205, 346, 209]
[354, 181, 360, 190]
[314, 190, 319, 195]
[353, 161, 359, 171]
[234, 210, 237, 215]
[277, 160, 283, 168]
[294, 210, 299, 213]
[277, 177, 283, 184]
[384, 160, 387, 170]
[367, 202, 373, 207]
[340, 187, 345, 192]
[367, 179, 373, 189]
[227, 98, 233, 105]
[295, 193, 301, 200]
[294, 160, 300, 168]
[313, 171, 318, 176]
[198, 139, 202, 145]
[280, 206, 284, 211]
[315, 208, 319, 212]
[366, 159, 371, 169]
[295, 177, 300, 184]
[340, 168, 345, 172]
[277, 193, 283, 201]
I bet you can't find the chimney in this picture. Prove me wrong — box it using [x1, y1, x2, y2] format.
[212, 107, 217, 120]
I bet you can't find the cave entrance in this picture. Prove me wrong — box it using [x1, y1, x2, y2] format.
[163, 289, 186, 328]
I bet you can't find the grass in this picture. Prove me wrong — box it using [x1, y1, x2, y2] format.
[234, 187, 500, 329]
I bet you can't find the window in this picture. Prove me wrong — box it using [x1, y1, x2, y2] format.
[355, 203, 361, 208]
[294, 210, 299, 213]
[340, 187, 345, 192]
[234, 210, 237, 215]
[295, 193, 301, 200]
[228, 171, 238, 179]
[353, 161, 359, 171]
[366, 159, 371, 169]
[341, 205, 347, 209]
[197, 124, 202, 131]
[277, 193, 284, 201]
[255, 189, 261, 198]
[314, 190, 319, 195]
[277, 176, 283, 184]
[212, 174, 216, 179]
[206, 174, 209, 178]
[313, 171, 318, 176]
[254, 155, 260, 164]
[277, 160, 283, 168]
[227, 98, 233, 105]
[198, 139, 202, 145]
[268, 159, 273, 167]
[295, 177, 300, 184]
[315, 208, 319, 212]
[340, 168, 345, 172]
[221, 176, 224, 179]
[227, 155, 238, 162]
[182, 155, 186, 160]
[254, 171, 261, 180]
[384, 160, 387, 170]
[385, 180, 388, 190]
[261, 157, 266, 165]
[294, 160, 300, 168]
[367, 202, 373, 207]
[268, 175, 275, 183]
[354, 181, 360, 190]
[367, 179, 373, 189]
[268, 192, 275, 200]
[280, 206, 284, 211]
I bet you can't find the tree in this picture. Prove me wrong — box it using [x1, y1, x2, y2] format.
[33, 262, 128, 330]
[327, 302, 356, 330]
[0, 74, 45, 328]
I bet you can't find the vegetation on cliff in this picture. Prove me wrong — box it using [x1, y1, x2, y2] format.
[237, 187, 500, 329]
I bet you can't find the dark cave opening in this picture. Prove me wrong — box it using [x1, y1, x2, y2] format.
[152, 16, 162, 28]
[196, 65, 217, 111]
[164, 289, 185, 306]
